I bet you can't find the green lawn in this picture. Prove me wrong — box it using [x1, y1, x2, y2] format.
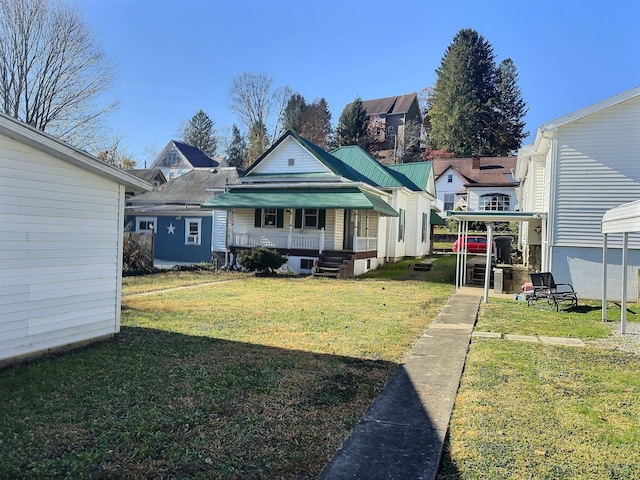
[438, 297, 640, 479]
[2, 257, 639, 479]
[0, 257, 455, 479]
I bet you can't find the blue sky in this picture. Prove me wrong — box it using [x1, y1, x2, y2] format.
[77, 0, 640, 166]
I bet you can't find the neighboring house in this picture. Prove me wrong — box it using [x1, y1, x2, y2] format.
[0, 112, 151, 367]
[202, 130, 437, 277]
[361, 92, 422, 151]
[433, 156, 518, 217]
[149, 140, 225, 180]
[125, 168, 166, 199]
[516, 86, 640, 300]
[126, 167, 240, 266]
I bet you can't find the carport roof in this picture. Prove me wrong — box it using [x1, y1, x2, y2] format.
[448, 211, 546, 222]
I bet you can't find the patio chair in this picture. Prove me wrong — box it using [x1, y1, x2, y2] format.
[527, 272, 578, 311]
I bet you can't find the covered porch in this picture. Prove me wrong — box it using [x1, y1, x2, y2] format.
[202, 186, 399, 268]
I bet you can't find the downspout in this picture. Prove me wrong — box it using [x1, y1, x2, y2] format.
[544, 135, 558, 272]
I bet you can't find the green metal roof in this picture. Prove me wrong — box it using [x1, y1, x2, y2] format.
[387, 162, 433, 191]
[202, 187, 399, 216]
[430, 210, 446, 225]
[330, 146, 407, 189]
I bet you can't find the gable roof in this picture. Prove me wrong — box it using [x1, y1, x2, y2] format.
[0, 112, 151, 190]
[244, 130, 373, 184]
[540, 86, 640, 133]
[331, 146, 433, 193]
[361, 92, 419, 116]
[128, 167, 240, 206]
[433, 156, 517, 187]
[126, 168, 167, 184]
[172, 141, 220, 168]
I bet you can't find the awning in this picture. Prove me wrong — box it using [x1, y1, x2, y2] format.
[448, 211, 546, 222]
[202, 188, 399, 217]
[430, 210, 446, 225]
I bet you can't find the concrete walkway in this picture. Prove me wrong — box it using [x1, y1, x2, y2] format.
[317, 293, 481, 480]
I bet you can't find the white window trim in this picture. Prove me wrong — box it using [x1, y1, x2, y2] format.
[136, 216, 157, 233]
[185, 218, 202, 245]
[263, 208, 278, 228]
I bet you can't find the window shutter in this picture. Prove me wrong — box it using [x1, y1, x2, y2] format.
[294, 209, 302, 228]
[276, 209, 284, 228]
[254, 209, 262, 228]
[318, 209, 326, 229]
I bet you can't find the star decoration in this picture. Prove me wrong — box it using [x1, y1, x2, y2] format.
[167, 223, 176, 235]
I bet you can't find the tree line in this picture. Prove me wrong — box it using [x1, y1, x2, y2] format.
[0, 0, 527, 168]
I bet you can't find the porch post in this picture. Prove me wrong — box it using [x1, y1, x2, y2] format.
[287, 209, 293, 249]
[602, 233, 608, 322]
[541, 215, 548, 271]
[353, 210, 359, 251]
[319, 227, 325, 254]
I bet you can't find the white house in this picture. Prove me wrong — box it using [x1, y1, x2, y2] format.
[0, 113, 151, 367]
[516, 86, 640, 300]
[433, 156, 518, 217]
[203, 131, 437, 277]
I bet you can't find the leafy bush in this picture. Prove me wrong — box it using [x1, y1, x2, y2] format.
[237, 246, 287, 274]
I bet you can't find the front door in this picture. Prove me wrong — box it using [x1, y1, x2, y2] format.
[343, 210, 355, 250]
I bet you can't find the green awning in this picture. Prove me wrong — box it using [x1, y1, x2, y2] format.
[430, 210, 446, 225]
[202, 188, 399, 217]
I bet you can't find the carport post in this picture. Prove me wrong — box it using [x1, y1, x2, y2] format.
[483, 224, 493, 303]
[602, 233, 608, 322]
[621, 232, 628, 334]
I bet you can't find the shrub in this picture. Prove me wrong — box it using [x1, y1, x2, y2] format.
[237, 247, 287, 274]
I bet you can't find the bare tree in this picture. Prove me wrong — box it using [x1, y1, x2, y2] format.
[396, 119, 423, 163]
[0, 0, 117, 149]
[97, 136, 136, 169]
[270, 84, 293, 142]
[228, 72, 273, 134]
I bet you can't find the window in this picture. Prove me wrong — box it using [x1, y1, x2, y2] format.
[300, 259, 314, 270]
[447, 174, 453, 183]
[184, 218, 202, 245]
[479, 194, 510, 211]
[166, 151, 178, 165]
[136, 217, 157, 233]
[421, 212, 428, 243]
[304, 208, 318, 228]
[398, 208, 406, 242]
[263, 208, 278, 227]
[444, 194, 454, 211]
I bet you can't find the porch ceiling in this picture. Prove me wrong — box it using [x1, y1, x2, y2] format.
[201, 188, 399, 217]
[448, 211, 546, 222]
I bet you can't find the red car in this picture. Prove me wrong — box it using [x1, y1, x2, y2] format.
[452, 235, 496, 254]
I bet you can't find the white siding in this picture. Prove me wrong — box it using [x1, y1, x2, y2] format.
[434, 168, 465, 215]
[554, 96, 640, 248]
[211, 209, 228, 252]
[1, 135, 122, 363]
[248, 137, 332, 175]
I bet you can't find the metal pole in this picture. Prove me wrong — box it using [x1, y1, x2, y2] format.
[455, 220, 462, 290]
[602, 233, 608, 322]
[483, 224, 493, 303]
[621, 232, 628, 334]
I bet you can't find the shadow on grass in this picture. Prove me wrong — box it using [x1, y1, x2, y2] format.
[0, 326, 451, 480]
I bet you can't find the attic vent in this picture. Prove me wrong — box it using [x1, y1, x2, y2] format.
[288, 158, 295, 166]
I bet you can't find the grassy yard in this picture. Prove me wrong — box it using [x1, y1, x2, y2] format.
[3, 256, 640, 479]
[0, 256, 455, 479]
[438, 298, 640, 479]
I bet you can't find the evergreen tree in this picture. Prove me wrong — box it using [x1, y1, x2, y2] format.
[300, 98, 332, 149]
[181, 109, 218, 157]
[226, 124, 246, 168]
[283, 93, 307, 132]
[336, 96, 369, 148]
[428, 29, 498, 156]
[494, 58, 528, 155]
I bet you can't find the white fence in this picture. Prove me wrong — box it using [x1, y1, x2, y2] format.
[233, 229, 325, 253]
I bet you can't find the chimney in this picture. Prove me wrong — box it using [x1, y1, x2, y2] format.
[472, 155, 480, 169]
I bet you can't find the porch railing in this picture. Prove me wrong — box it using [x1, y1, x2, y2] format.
[232, 229, 325, 253]
[355, 236, 378, 252]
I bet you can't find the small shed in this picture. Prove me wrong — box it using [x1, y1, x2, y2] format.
[601, 199, 640, 333]
[0, 113, 151, 367]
